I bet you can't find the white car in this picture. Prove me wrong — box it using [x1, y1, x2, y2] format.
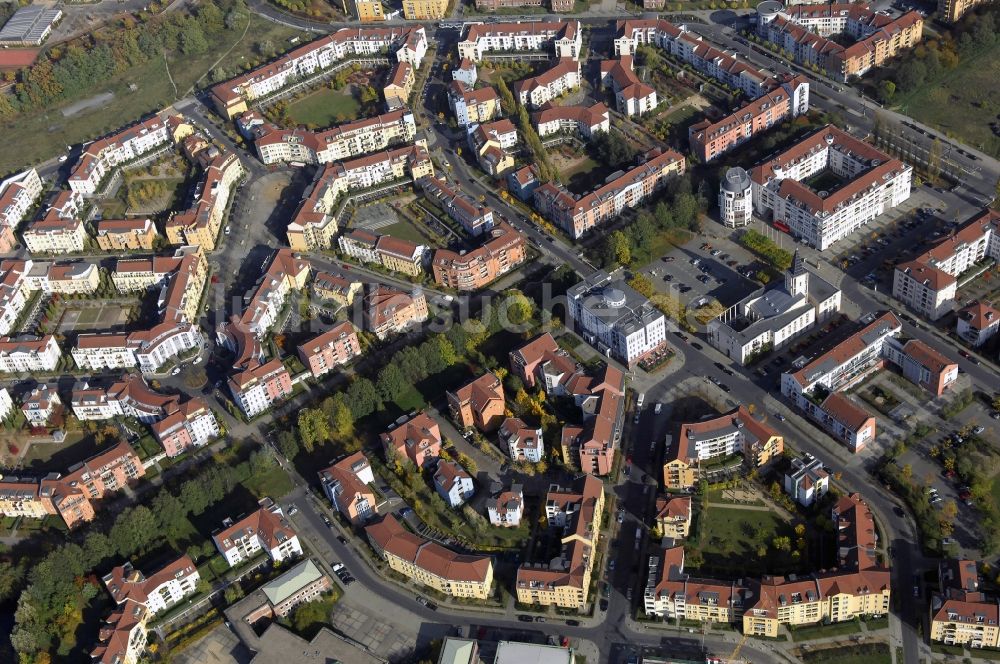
[171, 367, 181, 376]
[58, 155, 69, 163]
[193, 356, 203, 365]
[224, 226, 231, 235]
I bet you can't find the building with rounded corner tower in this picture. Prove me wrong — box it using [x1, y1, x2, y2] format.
[718, 167, 753, 228]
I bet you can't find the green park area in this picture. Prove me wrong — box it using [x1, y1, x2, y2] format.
[687, 501, 800, 576]
[0, 6, 307, 175]
[898, 41, 1000, 159]
[285, 85, 363, 128]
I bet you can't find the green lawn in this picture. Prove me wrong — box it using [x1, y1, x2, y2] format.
[789, 619, 862, 642]
[0, 16, 307, 175]
[242, 466, 295, 500]
[690, 504, 797, 575]
[380, 219, 435, 245]
[801, 642, 890, 664]
[286, 86, 362, 128]
[897, 41, 1000, 158]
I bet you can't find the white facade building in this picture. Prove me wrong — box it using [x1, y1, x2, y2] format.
[718, 167, 753, 228]
[750, 125, 912, 251]
[488, 485, 524, 527]
[566, 270, 666, 365]
[213, 499, 302, 568]
[708, 252, 842, 364]
[0, 335, 61, 373]
[433, 460, 475, 508]
[783, 454, 830, 506]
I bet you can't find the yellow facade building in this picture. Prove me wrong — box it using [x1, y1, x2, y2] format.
[353, 0, 385, 20]
[366, 515, 493, 599]
[402, 0, 448, 19]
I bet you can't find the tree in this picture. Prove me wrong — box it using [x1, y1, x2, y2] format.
[608, 230, 631, 266]
[298, 408, 330, 452]
[927, 137, 943, 185]
[502, 290, 533, 326]
[276, 429, 300, 460]
[328, 396, 353, 439]
[590, 131, 636, 169]
[880, 79, 896, 102]
[109, 505, 158, 555]
[496, 76, 516, 116]
[772, 536, 792, 552]
[376, 364, 407, 404]
[179, 25, 209, 55]
[345, 378, 381, 419]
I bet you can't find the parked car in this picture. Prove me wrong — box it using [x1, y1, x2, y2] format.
[518, 615, 534, 623]
[566, 619, 580, 627]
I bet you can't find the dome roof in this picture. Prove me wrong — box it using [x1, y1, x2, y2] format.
[721, 167, 751, 194]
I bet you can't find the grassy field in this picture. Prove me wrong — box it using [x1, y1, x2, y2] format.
[693, 504, 796, 575]
[789, 619, 862, 642]
[286, 86, 362, 128]
[0, 16, 307, 176]
[381, 218, 435, 245]
[897, 41, 1000, 157]
[801, 642, 891, 664]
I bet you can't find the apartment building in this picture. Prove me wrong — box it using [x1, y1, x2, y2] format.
[449, 82, 501, 127]
[352, 0, 385, 20]
[718, 166, 754, 228]
[69, 114, 174, 196]
[70, 373, 184, 423]
[453, 58, 478, 87]
[457, 21, 582, 62]
[384, 62, 414, 110]
[434, 460, 476, 508]
[312, 271, 362, 307]
[291, 142, 434, 206]
[103, 556, 200, 616]
[240, 559, 333, 622]
[663, 406, 783, 490]
[297, 322, 361, 378]
[402, 0, 447, 19]
[21, 385, 60, 425]
[432, 221, 527, 290]
[228, 358, 294, 419]
[499, 417, 544, 463]
[22, 190, 87, 255]
[893, 209, 1000, 320]
[508, 165, 540, 202]
[0, 261, 30, 336]
[957, 301, 1000, 347]
[883, 337, 959, 397]
[533, 102, 610, 139]
[534, 148, 685, 239]
[320, 452, 377, 525]
[645, 547, 750, 623]
[285, 163, 341, 251]
[42, 261, 100, 294]
[468, 118, 518, 177]
[648, 493, 890, 633]
[558, 363, 625, 476]
[509, 333, 572, 389]
[514, 57, 581, 108]
[751, 125, 912, 251]
[0, 168, 43, 253]
[613, 18, 773, 98]
[0, 477, 58, 519]
[689, 75, 810, 162]
[476, 0, 541, 10]
[566, 270, 666, 364]
[939, 0, 989, 21]
[90, 599, 150, 664]
[71, 323, 202, 374]
[380, 410, 442, 468]
[488, 484, 524, 527]
[364, 285, 428, 339]
[213, 498, 302, 567]
[654, 495, 692, 539]
[708, 251, 842, 364]
[516, 475, 604, 609]
[0, 335, 61, 373]
[600, 56, 658, 117]
[149, 398, 220, 457]
[339, 228, 429, 276]
[95, 218, 158, 251]
[783, 454, 830, 506]
[757, 4, 924, 81]
[164, 147, 244, 252]
[211, 27, 428, 118]
[251, 110, 416, 165]
[0, 387, 12, 421]
[931, 559, 1000, 648]
[231, 247, 311, 340]
[367, 514, 494, 597]
[418, 177, 494, 237]
[448, 372, 505, 432]
[61, 441, 146, 501]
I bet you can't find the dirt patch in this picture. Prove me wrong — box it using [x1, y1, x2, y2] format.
[61, 91, 114, 118]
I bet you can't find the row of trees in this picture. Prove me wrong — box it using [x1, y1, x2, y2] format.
[5, 446, 279, 661]
[495, 77, 560, 183]
[737, 229, 793, 271]
[0, 0, 250, 119]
